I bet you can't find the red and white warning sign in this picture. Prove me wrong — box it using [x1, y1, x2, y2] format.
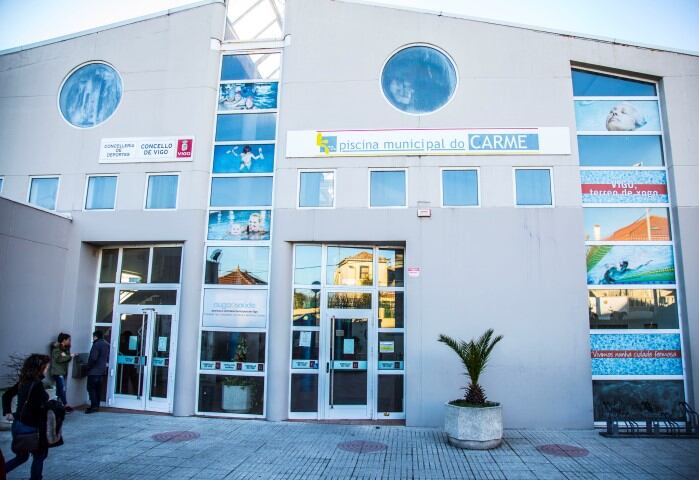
[407, 267, 420, 278]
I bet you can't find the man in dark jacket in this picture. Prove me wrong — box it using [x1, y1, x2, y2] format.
[85, 331, 110, 414]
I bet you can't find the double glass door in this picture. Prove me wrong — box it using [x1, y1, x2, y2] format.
[323, 307, 373, 419]
[110, 306, 178, 412]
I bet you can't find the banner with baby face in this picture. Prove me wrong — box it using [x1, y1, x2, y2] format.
[574, 100, 661, 132]
[208, 210, 271, 241]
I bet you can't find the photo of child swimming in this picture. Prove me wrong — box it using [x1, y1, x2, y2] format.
[208, 210, 271, 241]
[218, 82, 278, 112]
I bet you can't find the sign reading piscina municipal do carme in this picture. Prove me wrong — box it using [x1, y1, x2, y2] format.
[286, 128, 570, 157]
[99, 136, 194, 163]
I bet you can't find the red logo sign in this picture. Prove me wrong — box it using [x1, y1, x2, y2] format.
[177, 138, 193, 158]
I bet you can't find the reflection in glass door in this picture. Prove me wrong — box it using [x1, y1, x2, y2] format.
[110, 306, 177, 412]
[289, 244, 405, 420]
[327, 313, 371, 417]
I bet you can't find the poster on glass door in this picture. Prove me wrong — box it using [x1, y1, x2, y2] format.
[590, 333, 683, 376]
[202, 289, 267, 328]
[586, 245, 675, 285]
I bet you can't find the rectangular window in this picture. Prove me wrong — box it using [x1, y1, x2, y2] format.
[210, 177, 273, 207]
[215, 113, 277, 141]
[572, 69, 656, 97]
[514, 168, 552, 206]
[290, 374, 318, 412]
[198, 374, 264, 415]
[577, 136, 663, 167]
[442, 169, 479, 207]
[151, 247, 182, 283]
[583, 207, 670, 241]
[370, 170, 406, 207]
[205, 246, 269, 285]
[99, 248, 118, 283]
[298, 171, 335, 208]
[221, 53, 281, 81]
[28, 176, 59, 210]
[121, 248, 150, 283]
[145, 174, 178, 210]
[200, 331, 266, 364]
[85, 175, 117, 210]
[292, 289, 320, 326]
[588, 289, 678, 329]
[294, 245, 322, 286]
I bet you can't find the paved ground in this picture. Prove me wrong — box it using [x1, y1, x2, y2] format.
[1, 412, 697, 479]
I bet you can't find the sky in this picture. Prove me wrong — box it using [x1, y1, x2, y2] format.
[0, 0, 698, 53]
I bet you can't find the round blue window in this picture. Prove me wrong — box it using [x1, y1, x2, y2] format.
[59, 62, 122, 128]
[381, 45, 457, 114]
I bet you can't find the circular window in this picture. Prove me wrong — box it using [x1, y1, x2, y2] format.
[381, 45, 457, 115]
[59, 62, 123, 128]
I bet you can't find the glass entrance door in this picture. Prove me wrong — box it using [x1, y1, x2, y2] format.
[110, 306, 177, 412]
[323, 305, 374, 419]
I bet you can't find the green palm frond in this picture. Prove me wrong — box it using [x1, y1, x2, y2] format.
[438, 329, 503, 403]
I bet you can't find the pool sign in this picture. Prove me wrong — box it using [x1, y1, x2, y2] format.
[286, 128, 570, 157]
[99, 136, 194, 163]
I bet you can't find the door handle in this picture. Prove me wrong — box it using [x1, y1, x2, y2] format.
[326, 362, 329, 373]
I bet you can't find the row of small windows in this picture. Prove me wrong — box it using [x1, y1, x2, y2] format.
[2, 174, 179, 211]
[3, 168, 554, 211]
[294, 168, 553, 208]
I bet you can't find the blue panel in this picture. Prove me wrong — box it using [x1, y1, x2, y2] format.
[515, 169, 552, 206]
[210, 177, 273, 207]
[442, 170, 478, 206]
[572, 69, 656, 97]
[59, 63, 122, 128]
[370, 171, 406, 207]
[381, 46, 457, 114]
[578, 135, 663, 167]
[213, 144, 275, 173]
[590, 333, 682, 376]
[221, 54, 280, 81]
[215, 114, 277, 141]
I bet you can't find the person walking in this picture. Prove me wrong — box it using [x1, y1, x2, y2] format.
[49, 333, 76, 412]
[2, 354, 51, 480]
[86, 330, 110, 414]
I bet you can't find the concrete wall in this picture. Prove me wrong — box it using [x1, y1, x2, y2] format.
[0, 2, 226, 412]
[0, 198, 72, 386]
[264, 0, 699, 428]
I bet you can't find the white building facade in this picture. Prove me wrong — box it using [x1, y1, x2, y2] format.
[0, 0, 697, 429]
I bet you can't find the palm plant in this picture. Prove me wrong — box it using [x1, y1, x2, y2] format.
[438, 329, 503, 405]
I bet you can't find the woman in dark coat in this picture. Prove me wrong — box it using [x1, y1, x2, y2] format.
[2, 354, 51, 480]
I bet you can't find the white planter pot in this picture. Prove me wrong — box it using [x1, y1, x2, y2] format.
[222, 385, 254, 412]
[444, 402, 503, 449]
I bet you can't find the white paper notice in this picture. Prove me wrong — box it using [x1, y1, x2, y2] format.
[158, 336, 168, 352]
[379, 341, 395, 353]
[299, 331, 312, 347]
[343, 338, 355, 355]
[128, 336, 138, 350]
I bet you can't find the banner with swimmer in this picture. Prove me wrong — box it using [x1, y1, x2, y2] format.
[586, 245, 675, 285]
